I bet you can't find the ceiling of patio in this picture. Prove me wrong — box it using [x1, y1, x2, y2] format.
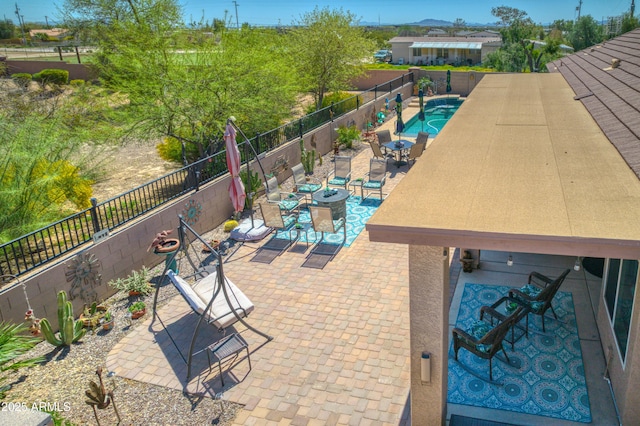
[367, 73, 640, 258]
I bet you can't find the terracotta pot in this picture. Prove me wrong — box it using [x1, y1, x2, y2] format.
[102, 320, 115, 330]
[130, 308, 146, 319]
[154, 238, 180, 254]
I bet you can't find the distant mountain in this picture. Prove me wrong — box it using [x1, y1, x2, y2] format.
[360, 18, 496, 27]
[413, 18, 454, 27]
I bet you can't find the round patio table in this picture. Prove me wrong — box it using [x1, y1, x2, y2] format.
[312, 188, 350, 220]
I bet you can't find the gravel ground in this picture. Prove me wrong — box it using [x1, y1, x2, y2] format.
[0, 142, 368, 426]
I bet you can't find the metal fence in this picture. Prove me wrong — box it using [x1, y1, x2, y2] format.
[0, 73, 413, 278]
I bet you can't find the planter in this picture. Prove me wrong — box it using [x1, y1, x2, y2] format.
[154, 238, 180, 254]
[130, 308, 146, 319]
[102, 320, 115, 331]
[128, 290, 141, 297]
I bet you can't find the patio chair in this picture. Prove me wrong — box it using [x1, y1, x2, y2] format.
[362, 159, 387, 200]
[508, 268, 571, 332]
[376, 129, 392, 154]
[326, 156, 352, 189]
[452, 306, 521, 381]
[264, 176, 300, 215]
[291, 163, 322, 204]
[368, 140, 388, 160]
[308, 205, 347, 258]
[406, 141, 427, 167]
[415, 131, 430, 145]
[258, 202, 297, 254]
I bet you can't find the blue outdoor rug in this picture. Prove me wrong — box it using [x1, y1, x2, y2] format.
[448, 283, 592, 423]
[274, 196, 381, 247]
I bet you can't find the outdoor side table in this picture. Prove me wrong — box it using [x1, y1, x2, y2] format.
[206, 333, 251, 386]
[289, 222, 314, 249]
[348, 179, 364, 198]
[481, 296, 530, 350]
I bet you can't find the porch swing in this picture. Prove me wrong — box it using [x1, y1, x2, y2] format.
[152, 215, 272, 382]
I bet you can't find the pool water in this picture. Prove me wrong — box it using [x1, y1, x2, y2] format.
[401, 98, 463, 137]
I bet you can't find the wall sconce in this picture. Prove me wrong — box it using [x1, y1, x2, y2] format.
[574, 257, 582, 271]
[507, 255, 513, 267]
[421, 351, 431, 384]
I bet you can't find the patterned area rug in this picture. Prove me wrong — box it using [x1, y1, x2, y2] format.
[275, 196, 381, 247]
[448, 283, 592, 423]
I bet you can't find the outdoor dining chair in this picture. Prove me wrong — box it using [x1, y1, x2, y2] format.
[452, 305, 522, 381]
[415, 131, 430, 145]
[258, 202, 297, 254]
[362, 158, 388, 200]
[376, 129, 392, 154]
[508, 269, 571, 333]
[406, 141, 426, 167]
[291, 163, 322, 205]
[368, 141, 388, 160]
[264, 176, 300, 215]
[326, 156, 352, 190]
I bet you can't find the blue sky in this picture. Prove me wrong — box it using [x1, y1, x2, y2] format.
[3, 0, 633, 27]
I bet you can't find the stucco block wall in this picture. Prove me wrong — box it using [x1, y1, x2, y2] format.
[4, 60, 96, 81]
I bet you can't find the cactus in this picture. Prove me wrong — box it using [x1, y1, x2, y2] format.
[300, 139, 316, 174]
[40, 290, 86, 347]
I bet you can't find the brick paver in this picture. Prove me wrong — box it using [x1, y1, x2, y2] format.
[106, 106, 426, 425]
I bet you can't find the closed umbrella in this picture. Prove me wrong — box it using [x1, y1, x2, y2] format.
[446, 69, 452, 93]
[224, 123, 246, 216]
[395, 93, 404, 138]
[418, 88, 425, 131]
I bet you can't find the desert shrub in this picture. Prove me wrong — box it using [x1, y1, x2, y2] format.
[32, 69, 69, 86]
[69, 79, 85, 87]
[10, 72, 32, 88]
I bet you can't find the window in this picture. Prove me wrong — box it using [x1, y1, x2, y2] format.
[412, 48, 421, 57]
[604, 258, 638, 363]
[437, 48, 448, 59]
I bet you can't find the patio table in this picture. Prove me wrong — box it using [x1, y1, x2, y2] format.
[481, 296, 530, 350]
[383, 140, 414, 167]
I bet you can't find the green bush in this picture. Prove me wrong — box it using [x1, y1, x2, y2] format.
[336, 125, 361, 149]
[10, 72, 32, 88]
[69, 79, 85, 87]
[32, 69, 69, 86]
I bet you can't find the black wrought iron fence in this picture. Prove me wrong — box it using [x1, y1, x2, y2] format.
[0, 73, 413, 278]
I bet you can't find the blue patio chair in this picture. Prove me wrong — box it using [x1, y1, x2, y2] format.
[362, 159, 387, 200]
[291, 163, 322, 205]
[264, 176, 300, 215]
[326, 156, 351, 190]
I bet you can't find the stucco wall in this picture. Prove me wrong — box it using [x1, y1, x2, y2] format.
[4, 60, 96, 81]
[0, 83, 413, 331]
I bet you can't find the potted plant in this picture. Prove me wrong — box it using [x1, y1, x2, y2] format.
[79, 301, 107, 329]
[101, 311, 115, 330]
[108, 267, 153, 296]
[147, 229, 180, 253]
[128, 301, 146, 319]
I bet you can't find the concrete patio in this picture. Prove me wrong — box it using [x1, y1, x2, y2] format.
[104, 100, 619, 425]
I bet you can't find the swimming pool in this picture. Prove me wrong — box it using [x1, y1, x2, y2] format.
[401, 98, 463, 137]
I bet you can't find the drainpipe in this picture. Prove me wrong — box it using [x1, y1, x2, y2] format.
[603, 345, 623, 426]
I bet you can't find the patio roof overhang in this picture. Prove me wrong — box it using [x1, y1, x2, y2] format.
[409, 42, 485, 49]
[367, 73, 640, 259]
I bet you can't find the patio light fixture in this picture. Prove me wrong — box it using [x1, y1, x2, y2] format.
[507, 255, 513, 267]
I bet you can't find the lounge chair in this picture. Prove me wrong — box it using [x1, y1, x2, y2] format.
[362, 159, 387, 200]
[508, 269, 571, 332]
[291, 163, 322, 204]
[264, 176, 300, 215]
[309, 206, 347, 259]
[326, 156, 351, 190]
[452, 305, 522, 381]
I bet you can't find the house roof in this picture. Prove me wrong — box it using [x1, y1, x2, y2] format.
[389, 36, 501, 45]
[548, 28, 640, 180]
[366, 71, 640, 258]
[410, 41, 485, 50]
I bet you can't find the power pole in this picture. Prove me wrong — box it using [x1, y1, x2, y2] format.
[45, 15, 49, 28]
[232, 0, 239, 29]
[576, 0, 583, 20]
[14, 3, 26, 45]
[632, 0, 636, 18]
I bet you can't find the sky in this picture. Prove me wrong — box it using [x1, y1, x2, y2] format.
[3, 0, 633, 27]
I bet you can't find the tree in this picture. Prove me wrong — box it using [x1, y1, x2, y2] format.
[288, 7, 376, 111]
[620, 12, 640, 36]
[0, 19, 14, 39]
[568, 15, 604, 51]
[63, 0, 297, 162]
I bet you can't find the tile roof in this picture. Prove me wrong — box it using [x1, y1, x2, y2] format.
[548, 28, 640, 179]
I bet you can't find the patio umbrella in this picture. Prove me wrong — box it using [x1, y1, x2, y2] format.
[418, 88, 425, 131]
[224, 123, 246, 216]
[446, 69, 452, 93]
[395, 93, 404, 137]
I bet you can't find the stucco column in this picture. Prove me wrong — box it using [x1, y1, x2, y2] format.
[408, 245, 450, 425]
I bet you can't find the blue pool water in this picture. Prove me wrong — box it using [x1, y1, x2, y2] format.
[401, 98, 463, 137]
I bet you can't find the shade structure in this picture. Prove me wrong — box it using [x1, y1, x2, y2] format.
[418, 89, 425, 131]
[395, 93, 404, 137]
[224, 123, 246, 214]
[446, 69, 452, 93]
